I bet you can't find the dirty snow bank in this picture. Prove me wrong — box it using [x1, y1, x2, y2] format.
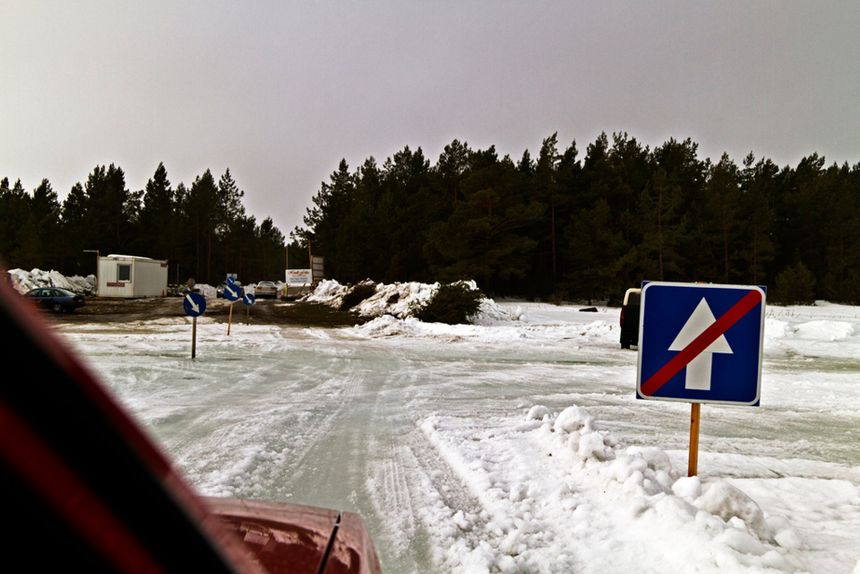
[7, 268, 95, 295]
[193, 283, 218, 300]
[417, 403, 847, 573]
[303, 279, 519, 322]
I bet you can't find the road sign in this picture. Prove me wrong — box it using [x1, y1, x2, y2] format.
[637, 282, 765, 406]
[242, 292, 256, 306]
[223, 281, 242, 302]
[183, 292, 207, 317]
[285, 269, 312, 287]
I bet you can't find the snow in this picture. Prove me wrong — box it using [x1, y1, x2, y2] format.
[793, 320, 855, 342]
[7, 267, 95, 294]
[54, 300, 860, 573]
[303, 278, 519, 322]
[193, 283, 218, 300]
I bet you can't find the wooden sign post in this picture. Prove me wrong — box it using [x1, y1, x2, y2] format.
[636, 282, 767, 480]
[688, 403, 701, 476]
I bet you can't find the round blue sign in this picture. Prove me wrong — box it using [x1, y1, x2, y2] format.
[222, 282, 242, 302]
[242, 292, 256, 306]
[183, 292, 207, 317]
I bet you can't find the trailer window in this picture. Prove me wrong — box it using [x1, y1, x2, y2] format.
[118, 264, 132, 282]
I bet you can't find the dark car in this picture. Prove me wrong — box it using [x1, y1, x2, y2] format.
[24, 287, 85, 312]
[619, 287, 641, 349]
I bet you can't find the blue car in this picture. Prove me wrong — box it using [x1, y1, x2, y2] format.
[24, 287, 86, 313]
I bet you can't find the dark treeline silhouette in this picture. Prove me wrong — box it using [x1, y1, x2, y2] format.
[0, 163, 287, 285]
[296, 133, 860, 304]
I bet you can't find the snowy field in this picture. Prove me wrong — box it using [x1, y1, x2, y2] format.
[56, 302, 860, 573]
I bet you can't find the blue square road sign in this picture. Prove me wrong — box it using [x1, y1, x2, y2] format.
[636, 282, 766, 406]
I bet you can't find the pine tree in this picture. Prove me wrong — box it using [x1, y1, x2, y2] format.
[633, 167, 686, 282]
[535, 133, 561, 286]
[18, 179, 61, 269]
[77, 164, 136, 255]
[138, 162, 176, 260]
[426, 150, 541, 292]
[0, 178, 30, 266]
[565, 198, 625, 302]
[184, 170, 220, 282]
[738, 155, 777, 286]
[651, 138, 706, 280]
[257, 217, 286, 280]
[701, 154, 742, 283]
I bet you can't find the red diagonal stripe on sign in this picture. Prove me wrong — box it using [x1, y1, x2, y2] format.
[640, 289, 762, 396]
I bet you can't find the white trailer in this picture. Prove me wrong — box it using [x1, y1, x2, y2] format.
[97, 254, 168, 298]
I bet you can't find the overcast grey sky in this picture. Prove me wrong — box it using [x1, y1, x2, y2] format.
[3, 1, 859, 235]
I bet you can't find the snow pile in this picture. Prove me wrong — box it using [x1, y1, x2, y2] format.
[302, 279, 349, 306]
[473, 298, 524, 324]
[764, 305, 860, 360]
[764, 318, 792, 340]
[793, 320, 855, 341]
[7, 268, 95, 295]
[352, 315, 425, 337]
[353, 281, 438, 319]
[418, 404, 805, 573]
[193, 284, 218, 300]
[303, 279, 519, 322]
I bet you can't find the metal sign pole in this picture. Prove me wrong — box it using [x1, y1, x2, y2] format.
[688, 403, 701, 476]
[192, 316, 197, 359]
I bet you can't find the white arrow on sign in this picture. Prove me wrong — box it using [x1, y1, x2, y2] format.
[185, 294, 200, 313]
[225, 284, 237, 298]
[669, 298, 733, 390]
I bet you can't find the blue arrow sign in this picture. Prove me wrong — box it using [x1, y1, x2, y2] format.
[637, 282, 765, 406]
[183, 292, 207, 317]
[223, 282, 242, 302]
[242, 292, 256, 306]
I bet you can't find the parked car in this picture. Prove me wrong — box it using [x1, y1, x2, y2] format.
[24, 287, 85, 313]
[619, 287, 641, 349]
[254, 280, 278, 299]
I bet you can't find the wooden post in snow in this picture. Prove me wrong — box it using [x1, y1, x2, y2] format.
[688, 403, 701, 476]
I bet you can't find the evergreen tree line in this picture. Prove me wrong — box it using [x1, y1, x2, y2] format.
[297, 133, 860, 304]
[0, 163, 286, 285]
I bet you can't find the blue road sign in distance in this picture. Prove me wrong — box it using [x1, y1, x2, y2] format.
[222, 281, 242, 302]
[183, 292, 207, 317]
[242, 292, 255, 306]
[637, 282, 765, 406]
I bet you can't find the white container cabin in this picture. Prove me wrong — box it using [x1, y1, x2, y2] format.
[97, 254, 168, 297]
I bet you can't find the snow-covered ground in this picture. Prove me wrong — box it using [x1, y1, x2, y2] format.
[56, 302, 860, 573]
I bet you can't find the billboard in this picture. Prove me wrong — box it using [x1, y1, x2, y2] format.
[285, 269, 312, 287]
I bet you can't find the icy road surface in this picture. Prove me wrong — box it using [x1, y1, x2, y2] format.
[59, 302, 860, 573]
